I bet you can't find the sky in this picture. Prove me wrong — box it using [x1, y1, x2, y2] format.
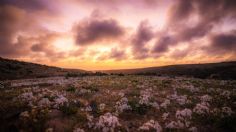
[0, 0, 236, 70]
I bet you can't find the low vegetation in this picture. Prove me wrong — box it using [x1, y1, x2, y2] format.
[0, 75, 235, 131]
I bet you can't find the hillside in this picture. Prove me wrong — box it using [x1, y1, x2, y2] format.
[0, 57, 87, 80]
[104, 62, 236, 80]
[1, 57, 236, 80]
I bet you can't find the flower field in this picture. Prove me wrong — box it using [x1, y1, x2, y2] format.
[0, 76, 235, 132]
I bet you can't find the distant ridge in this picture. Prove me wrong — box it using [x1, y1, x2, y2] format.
[103, 61, 236, 80]
[0, 57, 87, 80]
[1, 57, 236, 80]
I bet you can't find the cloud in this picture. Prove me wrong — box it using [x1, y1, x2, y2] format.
[151, 0, 236, 58]
[0, 0, 49, 12]
[168, 0, 194, 24]
[131, 20, 154, 59]
[109, 48, 126, 61]
[0, 5, 30, 57]
[95, 48, 126, 61]
[152, 36, 176, 53]
[75, 18, 125, 46]
[208, 31, 236, 54]
[169, 0, 236, 25]
[77, 0, 160, 8]
[30, 33, 66, 61]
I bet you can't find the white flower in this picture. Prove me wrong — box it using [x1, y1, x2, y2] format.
[160, 99, 170, 109]
[78, 88, 91, 95]
[73, 128, 85, 132]
[165, 121, 184, 129]
[85, 106, 92, 112]
[188, 127, 198, 132]
[175, 108, 192, 127]
[38, 98, 51, 107]
[53, 95, 68, 108]
[162, 113, 169, 121]
[87, 114, 94, 128]
[139, 89, 152, 105]
[115, 97, 131, 113]
[99, 103, 106, 111]
[95, 113, 121, 131]
[118, 92, 125, 97]
[20, 111, 30, 118]
[19, 92, 35, 102]
[193, 102, 209, 115]
[176, 108, 192, 121]
[139, 120, 162, 132]
[200, 95, 212, 102]
[150, 102, 160, 109]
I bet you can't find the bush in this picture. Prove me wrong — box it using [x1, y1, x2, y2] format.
[66, 86, 76, 92]
[89, 100, 100, 117]
[60, 104, 78, 115]
[128, 100, 150, 115]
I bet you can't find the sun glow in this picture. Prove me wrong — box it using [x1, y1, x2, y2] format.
[52, 35, 75, 52]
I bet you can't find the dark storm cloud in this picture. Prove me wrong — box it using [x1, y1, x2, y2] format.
[132, 21, 154, 59]
[209, 31, 236, 53]
[75, 19, 125, 45]
[0, 5, 30, 57]
[152, 36, 176, 53]
[170, 0, 236, 25]
[0, 5, 63, 60]
[168, 0, 194, 23]
[151, 0, 236, 57]
[0, 0, 48, 11]
[178, 22, 213, 42]
[31, 44, 44, 52]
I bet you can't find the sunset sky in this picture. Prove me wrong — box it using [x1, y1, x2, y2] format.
[0, 0, 236, 70]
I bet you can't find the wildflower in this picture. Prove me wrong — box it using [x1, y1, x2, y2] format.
[73, 128, 85, 132]
[87, 114, 94, 128]
[200, 95, 212, 102]
[162, 113, 169, 121]
[175, 109, 192, 127]
[85, 106, 92, 112]
[193, 102, 209, 115]
[19, 92, 35, 102]
[188, 127, 198, 132]
[45, 128, 53, 132]
[221, 107, 233, 117]
[20, 111, 30, 118]
[220, 91, 231, 99]
[149, 102, 160, 109]
[38, 98, 51, 107]
[95, 113, 121, 131]
[115, 97, 131, 113]
[53, 95, 68, 108]
[118, 92, 125, 97]
[176, 109, 192, 121]
[165, 121, 184, 129]
[160, 99, 170, 109]
[139, 120, 162, 132]
[99, 103, 106, 111]
[139, 89, 152, 105]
